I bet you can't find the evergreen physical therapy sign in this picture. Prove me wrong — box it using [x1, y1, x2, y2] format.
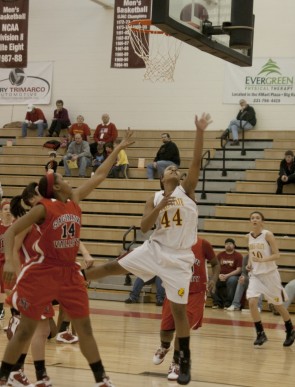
[223, 58, 295, 105]
[0, 61, 53, 104]
[0, 0, 29, 68]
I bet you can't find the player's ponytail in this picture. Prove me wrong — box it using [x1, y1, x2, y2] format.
[10, 182, 39, 218]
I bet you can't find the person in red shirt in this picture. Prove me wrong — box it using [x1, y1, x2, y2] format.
[90, 113, 118, 156]
[211, 238, 243, 309]
[0, 130, 134, 387]
[21, 104, 48, 138]
[152, 237, 220, 381]
[68, 115, 91, 142]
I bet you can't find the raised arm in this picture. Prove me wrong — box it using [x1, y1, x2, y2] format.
[181, 113, 212, 199]
[72, 129, 134, 203]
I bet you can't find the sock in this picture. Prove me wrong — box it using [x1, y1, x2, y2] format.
[11, 353, 27, 372]
[178, 337, 190, 359]
[59, 321, 70, 333]
[284, 319, 293, 334]
[160, 341, 171, 350]
[10, 308, 20, 316]
[0, 361, 14, 381]
[0, 302, 3, 311]
[89, 360, 105, 383]
[34, 360, 47, 381]
[254, 321, 264, 334]
[173, 350, 180, 364]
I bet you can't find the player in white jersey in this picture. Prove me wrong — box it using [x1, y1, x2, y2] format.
[87, 112, 212, 385]
[246, 211, 295, 347]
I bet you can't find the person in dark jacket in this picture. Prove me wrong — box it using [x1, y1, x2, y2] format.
[48, 99, 71, 137]
[276, 150, 295, 194]
[221, 99, 257, 145]
[146, 133, 180, 179]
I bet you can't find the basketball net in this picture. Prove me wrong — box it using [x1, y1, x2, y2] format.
[127, 20, 182, 82]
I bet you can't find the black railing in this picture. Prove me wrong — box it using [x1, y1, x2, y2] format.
[240, 122, 246, 156]
[123, 225, 137, 251]
[220, 136, 230, 176]
[200, 150, 211, 199]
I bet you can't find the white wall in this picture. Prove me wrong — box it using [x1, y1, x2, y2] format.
[0, 0, 295, 131]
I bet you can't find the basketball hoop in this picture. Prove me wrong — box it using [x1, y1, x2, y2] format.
[127, 19, 182, 82]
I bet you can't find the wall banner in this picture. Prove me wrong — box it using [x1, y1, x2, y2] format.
[0, 61, 53, 104]
[223, 58, 295, 105]
[0, 0, 29, 68]
[111, 0, 151, 69]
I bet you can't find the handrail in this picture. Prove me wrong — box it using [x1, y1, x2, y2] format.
[221, 136, 230, 176]
[123, 225, 137, 251]
[200, 150, 211, 199]
[240, 121, 246, 156]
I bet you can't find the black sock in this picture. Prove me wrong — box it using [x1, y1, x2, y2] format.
[161, 341, 171, 349]
[173, 350, 180, 364]
[254, 321, 264, 334]
[0, 361, 14, 380]
[284, 319, 293, 334]
[178, 337, 190, 359]
[34, 360, 47, 381]
[59, 321, 70, 333]
[10, 308, 20, 316]
[0, 303, 3, 311]
[89, 361, 105, 383]
[11, 353, 27, 372]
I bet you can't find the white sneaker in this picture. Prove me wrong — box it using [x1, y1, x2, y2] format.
[153, 346, 171, 365]
[167, 361, 179, 381]
[226, 305, 240, 311]
[7, 370, 34, 387]
[94, 377, 115, 387]
[35, 377, 53, 387]
[56, 330, 79, 344]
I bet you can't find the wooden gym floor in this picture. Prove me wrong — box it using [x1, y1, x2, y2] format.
[0, 299, 294, 387]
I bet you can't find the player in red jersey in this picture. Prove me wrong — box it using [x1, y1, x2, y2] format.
[152, 237, 220, 381]
[0, 129, 134, 387]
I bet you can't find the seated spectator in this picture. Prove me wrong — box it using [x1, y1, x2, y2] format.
[226, 255, 263, 312]
[48, 99, 71, 137]
[276, 150, 295, 194]
[21, 104, 48, 138]
[68, 115, 91, 142]
[45, 151, 58, 173]
[146, 133, 180, 180]
[111, 138, 129, 178]
[221, 99, 257, 146]
[92, 142, 107, 173]
[63, 133, 92, 177]
[90, 113, 118, 156]
[211, 238, 243, 309]
[125, 276, 165, 306]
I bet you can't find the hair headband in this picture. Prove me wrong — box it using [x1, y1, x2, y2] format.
[46, 173, 55, 198]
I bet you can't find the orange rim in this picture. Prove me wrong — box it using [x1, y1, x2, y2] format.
[128, 19, 167, 35]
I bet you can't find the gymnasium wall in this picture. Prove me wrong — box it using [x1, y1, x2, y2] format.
[0, 0, 294, 132]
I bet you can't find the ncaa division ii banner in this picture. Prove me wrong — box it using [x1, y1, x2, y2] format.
[111, 0, 151, 68]
[0, 0, 29, 68]
[223, 58, 295, 105]
[0, 61, 53, 105]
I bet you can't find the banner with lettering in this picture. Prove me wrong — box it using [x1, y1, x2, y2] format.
[0, 61, 53, 104]
[111, 0, 151, 68]
[0, 0, 29, 68]
[223, 58, 295, 105]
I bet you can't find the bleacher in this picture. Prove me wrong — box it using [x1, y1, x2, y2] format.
[0, 126, 294, 310]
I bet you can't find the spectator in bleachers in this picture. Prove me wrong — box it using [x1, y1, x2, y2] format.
[45, 151, 58, 173]
[90, 113, 118, 156]
[48, 99, 71, 137]
[111, 138, 129, 178]
[125, 276, 165, 306]
[91, 142, 107, 174]
[68, 115, 91, 142]
[63, 133, 92, 177]
[21, 104, 48, 138]
[146, 133, 180, 180]
[211, 238, 243, 309]
[221, 99, 256, 146]
[276, 150, 295, 194]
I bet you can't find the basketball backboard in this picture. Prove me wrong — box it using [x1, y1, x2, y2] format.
[151, 0, 254, 66]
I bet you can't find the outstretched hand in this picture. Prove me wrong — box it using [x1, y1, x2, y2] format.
[195, 113, 212, 132]
[119, 127, 135, 150]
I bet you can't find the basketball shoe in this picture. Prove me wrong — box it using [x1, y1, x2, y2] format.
[178, 357, 191, 385]
[254, 331, 268, 347]
[34, 376, 53, 387]
[283, 329, 295, 347]
[7, 370, 34, 387]
[56, 330, 78, 344]
[94, 376, 115, 386]
[152, 346, 171, 365]
[167, 361, 180, 381]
